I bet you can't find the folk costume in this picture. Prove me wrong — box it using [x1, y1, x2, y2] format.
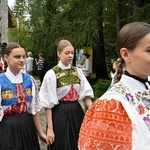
[39, 61, 94, 150]
[78, 72, 150, 150]
[0, 68, 42, 150]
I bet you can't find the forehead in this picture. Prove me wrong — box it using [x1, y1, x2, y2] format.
[136, 33, 150, 48]
[10, 47, 25, 54]
[62, 46, 74, 52]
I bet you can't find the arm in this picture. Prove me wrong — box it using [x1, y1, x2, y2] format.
[33, 112, 49, 144]
[82, 60, 90, 72]
[35, 58, 38, 65]
[83, 96, 92, 108]
[78, 99, 132, 149]
[77, 68, 94, 100]
[45, 108, 55, 144]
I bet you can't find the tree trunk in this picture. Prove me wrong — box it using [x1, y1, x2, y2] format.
[93, 1, 108, 80]
[116, 0, 122, 33]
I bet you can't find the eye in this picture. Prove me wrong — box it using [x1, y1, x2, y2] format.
[14, 55, 26, 59]
[14, 56, 21, 59]
[65, 52, 69, 55]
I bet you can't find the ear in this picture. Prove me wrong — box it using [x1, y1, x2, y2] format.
[57, 51, 60, 57]
[120, 48, 130, 62]
[3, 54, 8, 61]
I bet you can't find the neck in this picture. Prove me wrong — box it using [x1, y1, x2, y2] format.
[124, 70, 147, 82]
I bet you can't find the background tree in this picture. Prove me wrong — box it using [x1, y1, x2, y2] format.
[8, 0, 150, 79]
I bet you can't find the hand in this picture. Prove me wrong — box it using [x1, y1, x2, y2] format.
[47, 127, 55, 144]
[38, 132, 49, 145]
[110, 71, 113, 75]
[35, 58, 38, 63]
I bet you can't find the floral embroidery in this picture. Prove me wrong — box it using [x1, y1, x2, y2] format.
[109, 82, 150, 130]
[125, 93, 134, 102]
[137, 104, 145, 115]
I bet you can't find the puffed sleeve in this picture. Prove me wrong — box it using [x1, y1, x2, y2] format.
[39, 70, 59, 108]
[78, 92, 150, 150]
[27, 76, 42, 114]
[78, 98, 132, 150]
[77, 67, 94, 100]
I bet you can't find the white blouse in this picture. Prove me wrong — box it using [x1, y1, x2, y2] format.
[0, 68, 42, 121]
[39, 61, 94, 108]
[101, 74, 150, 149]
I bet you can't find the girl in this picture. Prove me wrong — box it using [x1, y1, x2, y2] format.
[81, 53, 91, 82]
[0, 42, 48, 150]
[109, 59, 121, 87]
[78, 22, 150, 150]
[39, 39, 94, 150]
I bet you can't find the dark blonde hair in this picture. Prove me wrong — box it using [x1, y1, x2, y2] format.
[39, 53, 44, 58]
[5, 42, 21, 55]
[115, 22, 150, 83]
[57, 40, 73, 52]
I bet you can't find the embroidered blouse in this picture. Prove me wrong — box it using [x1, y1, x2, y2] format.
[78, 74, 150, 150]
[39, 61, 94, 108]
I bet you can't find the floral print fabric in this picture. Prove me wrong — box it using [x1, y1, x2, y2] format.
[110, 82, 150, 130]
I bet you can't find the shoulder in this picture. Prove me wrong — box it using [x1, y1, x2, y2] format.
[52, 65, 61, 73]
[0, 73, 5, 81]
[22, 72, 31, 79]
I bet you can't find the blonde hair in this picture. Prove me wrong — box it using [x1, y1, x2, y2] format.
[27, 52, 32, 57]
[57, 40, 73, 52]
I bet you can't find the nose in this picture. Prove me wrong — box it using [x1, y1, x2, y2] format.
[69, 53, 74, 57]
[20, 56, 26, 62]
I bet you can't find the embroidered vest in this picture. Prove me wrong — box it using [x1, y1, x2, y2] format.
[0, 73, 32, 106]
[52, 66, 80, 88]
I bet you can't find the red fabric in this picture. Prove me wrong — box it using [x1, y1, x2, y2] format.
[4, 102, 27, 115]
[78, 99, 132, 150]
[60, 85, 79, 101]
[16, 84, 25, 103]
[4, 84, 27, 115]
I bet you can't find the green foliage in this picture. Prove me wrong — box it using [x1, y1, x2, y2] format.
[92, 79, 111, 100]
[8, 0, 150, 80]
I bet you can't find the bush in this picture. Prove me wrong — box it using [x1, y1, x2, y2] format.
[92, 79, 111, 100]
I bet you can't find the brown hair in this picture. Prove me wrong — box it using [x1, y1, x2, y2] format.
[5, 42, 21, 55]
[83, 53, 90, 58]
[115, 22, 150, 83]
[57, 40, 73, 52]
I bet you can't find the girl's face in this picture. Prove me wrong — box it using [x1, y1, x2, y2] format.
[123, 33, 150, 79]
[83, 55, 86, 61]
[57, 46, 74, 66]
[4, 47, 26, 75]
[112, 63, 117, 71]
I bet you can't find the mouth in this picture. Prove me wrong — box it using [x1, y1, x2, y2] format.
[19, 64, 25, 68]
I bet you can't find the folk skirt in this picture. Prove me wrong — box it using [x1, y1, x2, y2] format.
[0, 112, 40, 150]
[48, 100, 84, 150]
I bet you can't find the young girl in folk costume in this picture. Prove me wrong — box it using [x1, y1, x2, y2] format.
[39, 39, 94, 150]
[78, 22, 150, 150]
[0, 42, 48, 150]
